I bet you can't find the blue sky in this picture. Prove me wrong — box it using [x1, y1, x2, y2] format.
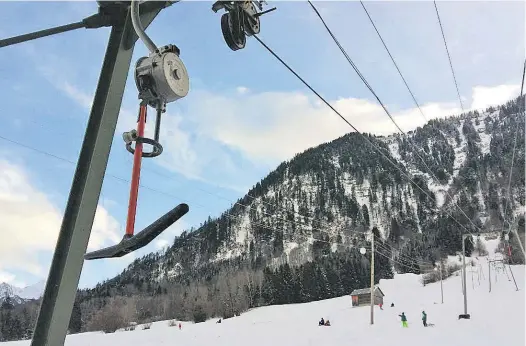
[0, 0, 523, 290]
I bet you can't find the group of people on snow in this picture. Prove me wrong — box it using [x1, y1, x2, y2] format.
[397, 310, 429, 327]
[316, 301, 430, 328]
[385, 301, 429, 328]
[318, 317, 331, 326]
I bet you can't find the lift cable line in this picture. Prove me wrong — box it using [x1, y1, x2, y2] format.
[433, 0, 464, 112]
[502, 59, 526, 233]
[359, 0, 427, 122]
[502, 59, 526, 262]
[4, 0, 484, 272]
[253, 32, 479, 241]
[20, 101, 498, 244]
[306, 0, 481, 236]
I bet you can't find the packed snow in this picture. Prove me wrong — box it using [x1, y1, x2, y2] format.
[5, 258, 524, 346]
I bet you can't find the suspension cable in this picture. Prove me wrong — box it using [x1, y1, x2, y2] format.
[305, 1, 481, 235]
[433, 0, 464, 112]
[359, 0, 427, 122]
[503, 59, 526, 234]
[253, 33, 477, 239]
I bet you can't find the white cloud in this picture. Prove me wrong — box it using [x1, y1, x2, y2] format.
[155, 239, 171, 251]
[0, 270, 26, 288]
[471, 84, 521, 110]
[154, 114, 202, 180]
[236, 86, 249, 95]
[183, 89, 464, 165]
[39, 69, 520, 185]
[87, 205, 122, 251]
[59, 81, 94, 110]
[0, 159, 122, 279]
[153, 220, 188, 251]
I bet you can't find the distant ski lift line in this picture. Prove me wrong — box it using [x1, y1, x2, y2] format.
[306, 0, 482, 237]
[251, 35, 477, 239]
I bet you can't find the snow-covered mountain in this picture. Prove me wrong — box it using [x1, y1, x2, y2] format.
[100, 97, 524, 285]
[1, 99, 524, 342]
[0, 280, 46, 304]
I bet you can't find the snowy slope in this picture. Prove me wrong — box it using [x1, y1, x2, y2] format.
[5, 262, 524, 346]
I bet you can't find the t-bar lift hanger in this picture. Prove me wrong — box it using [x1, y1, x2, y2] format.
[84, 0, 191, 260]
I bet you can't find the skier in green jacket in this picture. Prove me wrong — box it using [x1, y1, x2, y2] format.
[422, 311, 427, 327]
[398, 312, 408, 328]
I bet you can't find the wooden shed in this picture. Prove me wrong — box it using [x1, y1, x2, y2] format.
[350, 286, 385, 307]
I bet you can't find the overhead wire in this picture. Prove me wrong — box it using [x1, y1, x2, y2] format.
[14, 101, 428, 254]
[502, 59, 526, 235]
[307, 0, 482, 236]
[433, 0, 465, 112]
[125, 155, 435, 269]
[254, 35, 439, 219]
[373, 237, 433, 268]
[359, 0, 427, 122]
[256, 5, 477, 237]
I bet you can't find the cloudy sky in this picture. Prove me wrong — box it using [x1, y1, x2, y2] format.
[0, 0, 523, 289]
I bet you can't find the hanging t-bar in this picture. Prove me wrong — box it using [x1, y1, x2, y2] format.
[85, 0, 190, 260]
[85, 103, 188, 260]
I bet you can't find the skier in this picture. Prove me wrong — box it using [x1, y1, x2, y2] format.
[422, 311, 427, 327]
[398, 312, 408, 328]
[391, 303, 395, 307]
[379, 303, 383, 310]
[178, 322, 182, 330]
[318, 318, 325, 326]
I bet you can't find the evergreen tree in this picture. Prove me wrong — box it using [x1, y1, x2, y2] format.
[68, 300, 82, 334]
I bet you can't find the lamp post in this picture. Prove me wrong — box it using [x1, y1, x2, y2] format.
[434, 263, 443, 304]
[360, 237, 374, 325]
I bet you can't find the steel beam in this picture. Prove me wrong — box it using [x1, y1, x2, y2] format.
[30, 3, 166, 346]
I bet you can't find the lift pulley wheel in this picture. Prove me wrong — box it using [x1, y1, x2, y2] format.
[134, 44, 189, 107]
[214, 0, 276, 51]
[221, 9, 246, 51]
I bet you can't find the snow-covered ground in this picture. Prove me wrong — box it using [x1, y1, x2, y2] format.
[5, 259, 525, 346]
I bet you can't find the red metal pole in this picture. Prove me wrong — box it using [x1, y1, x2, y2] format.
[125, 104, 147, 236]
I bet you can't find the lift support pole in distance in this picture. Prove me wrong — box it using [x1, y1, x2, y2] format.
[30, 3, 168, 346]
[458, 234, 470, 320]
